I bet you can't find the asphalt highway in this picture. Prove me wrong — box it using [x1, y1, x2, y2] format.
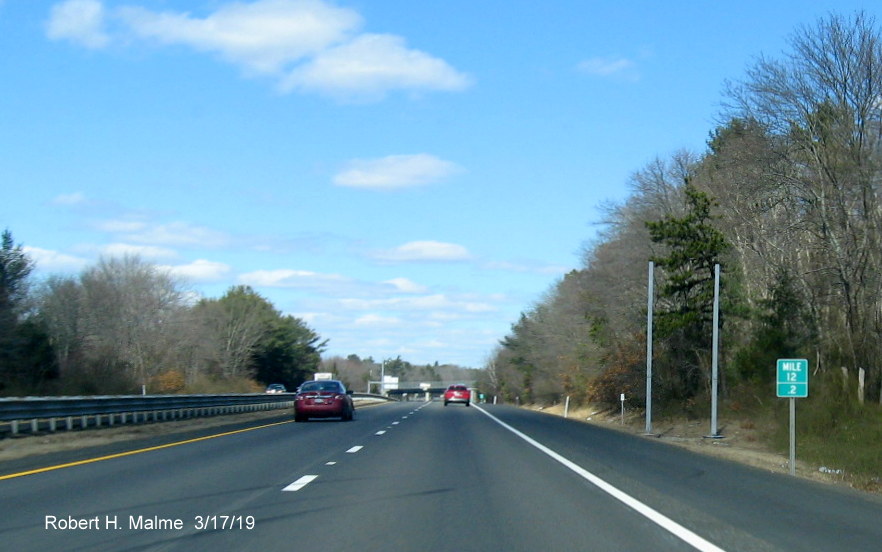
[2, 401, 881, 551]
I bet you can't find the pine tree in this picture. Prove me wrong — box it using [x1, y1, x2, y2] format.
[645, 183, 729, 399]
[0, 229, 45, 394]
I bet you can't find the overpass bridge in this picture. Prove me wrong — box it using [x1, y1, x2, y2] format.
[367, 381, 477, 398]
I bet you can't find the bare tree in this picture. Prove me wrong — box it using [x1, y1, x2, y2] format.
[37, 276, 83, 379]
[37, 256, 189, 392]
[191, 286, 275, 381]
[726, 11, 882, 385]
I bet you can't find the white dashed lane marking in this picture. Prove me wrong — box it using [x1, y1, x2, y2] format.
[283, 475, 318, 492]
[284, 408, 423, 493]
[283, 407, 432, 493]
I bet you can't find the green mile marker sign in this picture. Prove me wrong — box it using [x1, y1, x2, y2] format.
[776, 358, 808, 398]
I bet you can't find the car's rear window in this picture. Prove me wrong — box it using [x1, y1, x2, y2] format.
[300, 382, 342, 392]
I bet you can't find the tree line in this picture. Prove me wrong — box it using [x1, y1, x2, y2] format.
[486, 12, 882, 413]
[0, 240, 325, 396]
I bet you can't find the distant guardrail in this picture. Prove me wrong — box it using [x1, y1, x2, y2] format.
[0, 392, 393, 437]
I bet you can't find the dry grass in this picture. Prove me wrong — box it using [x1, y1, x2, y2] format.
[527, 402, 867, 492]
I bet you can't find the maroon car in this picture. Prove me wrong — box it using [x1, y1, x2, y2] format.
[294, 380, 355, 422]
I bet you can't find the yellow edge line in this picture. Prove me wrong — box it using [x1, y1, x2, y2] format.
[0, 419, 295, 481]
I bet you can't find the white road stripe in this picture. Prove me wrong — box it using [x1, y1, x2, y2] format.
[392, 421, 400, 425]
[474, 406, 727, 552]
[283, 475, 318, 492]
[326, 462, 337, 465]
[375, 430, 386, 435]
[346, 446, 363, 453]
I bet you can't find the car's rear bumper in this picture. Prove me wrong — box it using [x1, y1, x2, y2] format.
[295, 402, 349, 418]
[444, 397, 470, 404]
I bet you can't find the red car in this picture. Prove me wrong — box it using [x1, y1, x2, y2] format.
[443, 384, 471, 407]
[294, 380, 355, 422]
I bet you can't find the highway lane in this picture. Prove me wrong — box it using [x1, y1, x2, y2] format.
[1, 401, 881, 551]
[485, 406, 882, 551]
[1, 403, 401, 552]
[276, 402, 697, 552]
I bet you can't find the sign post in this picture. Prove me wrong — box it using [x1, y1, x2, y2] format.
[708, 263, 721, 438]
[777, 359, 808, 475]
[646, 261, 654, 435]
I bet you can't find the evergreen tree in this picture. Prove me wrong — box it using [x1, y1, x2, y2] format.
[253, 315, 326, 388]
[733, 268, 814, 384]
[645, 182, 729, 399]
[0, 229, 53, 394]
[0, 229, 33, 310]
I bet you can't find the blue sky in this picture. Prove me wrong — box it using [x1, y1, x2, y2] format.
[1, 0, 874, 367]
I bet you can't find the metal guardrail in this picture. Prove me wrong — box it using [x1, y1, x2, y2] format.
[0, 392, 393, 437]
[351, 393, 393, 402]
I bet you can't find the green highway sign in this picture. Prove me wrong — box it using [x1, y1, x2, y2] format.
[777, 358, 808, 398]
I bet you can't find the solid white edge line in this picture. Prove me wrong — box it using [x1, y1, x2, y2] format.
[474, 405, 727, 552]
[283, 474, 318, 492]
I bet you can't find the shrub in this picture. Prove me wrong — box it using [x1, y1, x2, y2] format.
[152, 370, 186, 394]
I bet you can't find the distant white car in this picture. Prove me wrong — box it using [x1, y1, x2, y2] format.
[265, 384, 287, 394]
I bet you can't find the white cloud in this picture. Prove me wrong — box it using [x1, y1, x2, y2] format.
[162, 259, 231, 281]
[239, 268, 349, 288]
[373, 240, 472, 262]
[382, 277, 428, 294]
[117, 0, 361, 74]
[24, 246, 89, 272]
[51, 191, 88, 206]
[292, 311, 338, 325]
[334, 153, 461, 190]
[282, 33, 471, 99]
[418, 338, 447, 348]
[120, 221, 229, 248]
[46, 0, 109, 49]
[93, 218, 148, 233]
[577, 56, 638, 80]
[483, 259, 570, 275]
[99, 242, 177, 259]
[47, 0, 469, 101]
[354, 314, 401, 327]
[338, 293, 495, 314]
[427, 311, 464, 322]
[92, 216, 230, 248]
